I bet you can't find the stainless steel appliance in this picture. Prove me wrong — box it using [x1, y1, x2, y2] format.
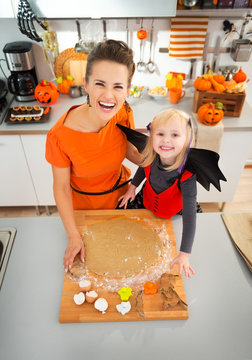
[231, 39, 252, 61]
[3, 41, 38, 102]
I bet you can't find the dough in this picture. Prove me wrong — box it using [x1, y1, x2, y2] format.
[84, 219, 162, 278]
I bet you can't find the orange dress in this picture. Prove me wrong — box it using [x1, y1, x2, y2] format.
[45, 102, 135, 210]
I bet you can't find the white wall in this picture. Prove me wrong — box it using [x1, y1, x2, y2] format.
[0, 16, 252, 161]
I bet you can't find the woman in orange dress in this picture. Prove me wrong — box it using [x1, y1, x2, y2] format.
[46, 40, 141, 272]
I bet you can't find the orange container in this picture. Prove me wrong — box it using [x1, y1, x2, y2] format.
[169, 88, 185, 104]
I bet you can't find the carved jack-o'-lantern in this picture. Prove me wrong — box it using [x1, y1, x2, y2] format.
[34, 80, 59, 105]
[197, 102, 224, 126]
[137, 29, 147, 40]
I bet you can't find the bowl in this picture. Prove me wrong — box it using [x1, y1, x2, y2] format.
[127, 85, 145, 104]
[148, 86, 167, 100]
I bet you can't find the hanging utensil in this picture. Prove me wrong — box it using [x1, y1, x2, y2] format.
[137, 41, 147, 72]
[126, 18, 129, 45]
[74, 20, 88, 53]
[103, 20, 107, 41]
[147, 19, 156, 74]
[212, 36, 221, 73]
[136, 19, 147, 72]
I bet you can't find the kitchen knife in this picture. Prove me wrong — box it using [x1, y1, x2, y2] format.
[202, 32, 209, 75]
[212, 35, 221, 73]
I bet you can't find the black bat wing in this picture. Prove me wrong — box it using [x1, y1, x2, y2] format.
[116, 124, 148, 152]
[185, 148, 227, 192]
[116, 124, 227, 192]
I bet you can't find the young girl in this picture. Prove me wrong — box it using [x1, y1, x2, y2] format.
[119, 108, 197, 278]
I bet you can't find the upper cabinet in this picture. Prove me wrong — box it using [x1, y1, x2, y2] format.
[11, 0, 177, 18]
[0, 0, 15, 17]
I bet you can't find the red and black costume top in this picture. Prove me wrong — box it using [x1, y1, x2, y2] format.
[143, 165, 194, 219]
[131, 155, 197, 254]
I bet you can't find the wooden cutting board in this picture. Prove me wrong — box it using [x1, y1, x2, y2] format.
[59, 209, 188, 323]
[54, 48, 87, 85]
[222, 213, 252, 271]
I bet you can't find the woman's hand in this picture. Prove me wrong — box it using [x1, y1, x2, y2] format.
[118, 184, 136, 209]
[170, 251, 195, 278]
[63, 234, 85, 272]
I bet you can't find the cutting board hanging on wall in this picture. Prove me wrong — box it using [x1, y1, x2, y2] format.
[68, 59, 87, 86]
[55, 48, 87, 85]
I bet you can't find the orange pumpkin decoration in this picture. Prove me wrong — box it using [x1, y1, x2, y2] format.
[56, 76, 74, 94]
[197, 102, 224, 126]
[223, 79, 237, 89]
[35, 80, 59, 105]
[209, 76, 225, 92]
[233, 67, 247, 83]
[213, 74, 225, 84]
[165, 73, 183, 90]
[144, 281, 158, 295]
[193, 75, 212, 91]
[137, 29, 147, 40]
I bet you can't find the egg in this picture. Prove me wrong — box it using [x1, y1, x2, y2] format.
[78, 279, 92, 292]
[73, 292, 85, 305]
[85, 290, 98, 304]
[94, 298, 108, 314]
[116, 301, 131, 316]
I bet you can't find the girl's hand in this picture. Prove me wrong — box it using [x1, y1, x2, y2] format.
[170, 251, 195, 278]
[118, 185, 136, 209]
[63, 235, 85, 272]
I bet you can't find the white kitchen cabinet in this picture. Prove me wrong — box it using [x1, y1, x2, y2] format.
[11, 0, 177, 18]
[0, 0, 14, 18]
[21, 135, 55, 206]
[0, 135, 38, 206]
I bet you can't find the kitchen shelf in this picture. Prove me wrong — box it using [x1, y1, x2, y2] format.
[176, 8, 252, 19]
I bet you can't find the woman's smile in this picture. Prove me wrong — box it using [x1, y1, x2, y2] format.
[98, 100, 116, 113]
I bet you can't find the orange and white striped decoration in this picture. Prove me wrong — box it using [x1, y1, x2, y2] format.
[169, 16, 209, 59]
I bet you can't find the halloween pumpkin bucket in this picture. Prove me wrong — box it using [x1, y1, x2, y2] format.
[35, 80, 59, 105]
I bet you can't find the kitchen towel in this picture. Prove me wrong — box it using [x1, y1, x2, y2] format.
[169, 16, 209, 59]
[193, 113, 224, 153]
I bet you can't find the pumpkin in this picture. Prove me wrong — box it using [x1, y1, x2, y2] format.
[197, 102, 224, 126]
[144, 281, 158, 295]
[223, 79, 236, 89]
[35, 80, 59, 105]
[137, 29, 147, 40]
[56, 76, 74, 94]
[233, 67, 247, 83]
[209, 76, 225, 92]
[193, 75, 212, 91]
[165, 73, 183, 90]
[213, 74, 225, 84]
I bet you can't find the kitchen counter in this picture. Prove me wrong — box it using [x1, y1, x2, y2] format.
[0, 88, 252, 134]
[0, 213, 251, 360]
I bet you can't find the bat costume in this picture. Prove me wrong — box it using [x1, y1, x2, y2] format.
[117, 124, 227, 253]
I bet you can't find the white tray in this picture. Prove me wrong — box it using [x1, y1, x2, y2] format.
[11, 108, 44, 118]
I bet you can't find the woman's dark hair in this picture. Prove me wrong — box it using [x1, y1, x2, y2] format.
[85, 39, 135, 88]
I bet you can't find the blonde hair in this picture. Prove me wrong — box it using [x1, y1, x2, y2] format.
[141, 108, 194, 171]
